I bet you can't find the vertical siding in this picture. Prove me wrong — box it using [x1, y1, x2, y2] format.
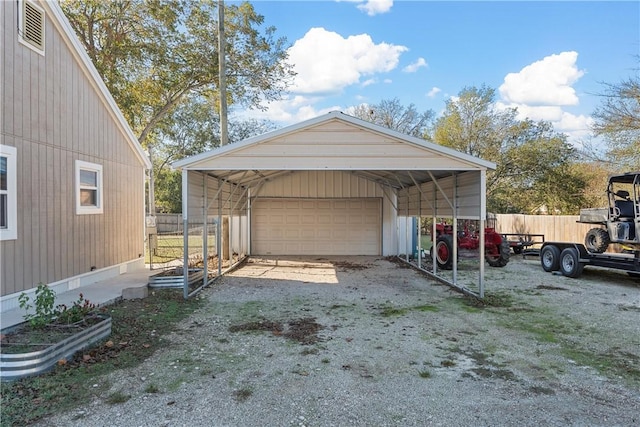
[258, 171, 384, 198]
[0, 1, 146, 297]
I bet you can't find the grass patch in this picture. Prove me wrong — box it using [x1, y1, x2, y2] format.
[0, 289, 204, 426]
[379, 304, 439, 317]
[418, 369, 432, 379]
[233, 387, 253, 402]
[561, 347, 640, 386]
[464, 291, 515, 309]
[144, 383, 160, 393]
[145, 234, 205, 264]
[106, 391, 131, 404]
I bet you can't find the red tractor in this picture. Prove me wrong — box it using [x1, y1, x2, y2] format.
[431, 220, 509, 269]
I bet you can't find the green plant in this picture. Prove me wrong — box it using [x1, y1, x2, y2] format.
[106, 391, 131, 404]
[18, 285, 97, 328]
[55, 293, 96, 324]
[18, 284, 58, 328]
[144, 383, 160, 393]
[418, 369, 432, 379]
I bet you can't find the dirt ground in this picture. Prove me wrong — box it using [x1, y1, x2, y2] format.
[38, 255, 640, 427]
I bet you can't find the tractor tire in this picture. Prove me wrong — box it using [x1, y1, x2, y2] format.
[540, 245, 560, 272]
[486, 239, 510, 267]
[435, 235, 454, 270]
[559, 247, 585, 278]
[584, 228, 610, 253]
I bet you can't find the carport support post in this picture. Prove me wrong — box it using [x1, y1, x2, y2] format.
[479, 218, 485, 298]
[182, 169, 189, 299]
[202, 174, 208, 288]
[247, 187, 251, 255]
[417, 187, 422, 269]
[405, 216, 410, 262]
[228, 190, 233, 267]
[479, 169, 487, 298]
[218, 179, 223, 276]
[452, 174, 458, 285]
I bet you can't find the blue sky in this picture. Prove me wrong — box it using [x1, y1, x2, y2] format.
[232, 1, 639, 147]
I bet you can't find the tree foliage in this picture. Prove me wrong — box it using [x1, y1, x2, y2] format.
[61, 0, 294, 147]
[151, 96, 276, 212]
[350, 98, 434, 138]
[431, 86, 588, 214]
[591, 74, 640, 170]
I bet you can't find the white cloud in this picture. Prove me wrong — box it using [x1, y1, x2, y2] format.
[497, 51, 592, 144]
[239, 94, 342, 124]
[499, 51, 585, 106]
[355, 0, 394, 16]
[288, 27, 408, 95]
[427, 87, 441, 98]
[361, 78, 377, 87]
[403, 57, 428, 73]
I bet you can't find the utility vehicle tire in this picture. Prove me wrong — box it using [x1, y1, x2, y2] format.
[584, 228, 610, 253]
[487, 239, 510, 267]
[435, 235, 454, 270]
[559, 247, 585, 278]
[540, 245, 560, 272]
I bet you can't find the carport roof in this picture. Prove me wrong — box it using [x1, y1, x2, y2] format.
[172, 111, 495, 189]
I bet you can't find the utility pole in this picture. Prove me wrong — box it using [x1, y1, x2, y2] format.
[218, 0, 228, 146]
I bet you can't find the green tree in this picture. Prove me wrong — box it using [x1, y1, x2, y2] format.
[61, 0, 294, 147]
[591, 75, 640, 170]
[350, 98, 434, 138]
[152, 96, 276, 212]
[432, 86, 587, 214]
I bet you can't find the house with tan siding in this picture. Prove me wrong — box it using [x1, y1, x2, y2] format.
[0, 0, 151, 313]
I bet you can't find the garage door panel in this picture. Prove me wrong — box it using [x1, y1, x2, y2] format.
[252, 198, 381, 255]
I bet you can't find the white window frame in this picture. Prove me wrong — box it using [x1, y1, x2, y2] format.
[75, 160, 103, 215]
[18, 0, 45, 56]
[0, 145, 18, 241]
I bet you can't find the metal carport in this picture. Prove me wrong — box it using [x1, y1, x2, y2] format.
[172, 111, 495, 298]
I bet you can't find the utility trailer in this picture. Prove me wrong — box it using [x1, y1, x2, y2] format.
[501, 233, 545, 254]
[540, 242, 640, 278]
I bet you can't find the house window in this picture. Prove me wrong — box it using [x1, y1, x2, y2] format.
[76, 160, 103, 215]
[0, 145, 18, 241]
[18, 0, 45, 55]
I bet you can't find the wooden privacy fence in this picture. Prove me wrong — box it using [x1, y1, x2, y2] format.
[156, 214, 183, 233]
[494, 214, 596, 245]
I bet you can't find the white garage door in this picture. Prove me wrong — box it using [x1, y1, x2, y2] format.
[251, 198, 381, 255]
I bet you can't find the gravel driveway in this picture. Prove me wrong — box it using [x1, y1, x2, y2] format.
[38, 256, 640, 426]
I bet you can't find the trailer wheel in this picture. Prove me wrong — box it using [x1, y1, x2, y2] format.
[584, 228, 610, 253]
[540, 245, 560, 272]
[559, 247, 585, 278]
[435, 235, 454, 270]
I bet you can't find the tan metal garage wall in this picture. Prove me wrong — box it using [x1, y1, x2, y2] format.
[256, 170, 384, 198]
[251, 198, 381, 255]
[398, 171, 483, 219]
[187, 171, 248, 220]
